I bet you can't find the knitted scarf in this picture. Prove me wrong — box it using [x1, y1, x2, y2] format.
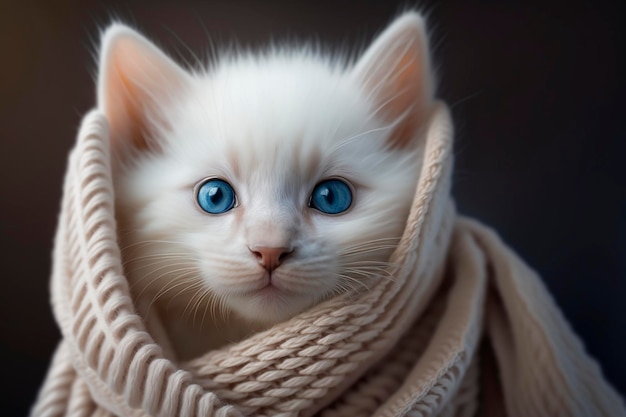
[31, 103, 624, 417]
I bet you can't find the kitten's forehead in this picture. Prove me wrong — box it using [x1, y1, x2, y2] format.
[166, 54, 385, 181]
[227, 142, 323, 184]
[191, 57, 371, 140]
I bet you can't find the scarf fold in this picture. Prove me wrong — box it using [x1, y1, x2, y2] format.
[31, 102, 624, 417]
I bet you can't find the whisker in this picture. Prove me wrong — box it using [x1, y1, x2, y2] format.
[341, 245, 399, 256]
[123, 253, 196, 262]
[133, 267, 200, 301]
[130, 265, 199, 290]
[330, 123, 395, 152]
[160, 278, 204, 311]
[343, 236, 402, 247]
[199, 289, 220, 330]
[142, 273, 201, 315]
[341, 260, 399, 267]
[336, 274, 371, 294]
[127, 261, 196, 273]
[184, 286, 213, 325]
[343, 268, 396, 283]
[119, 238, 191, 250]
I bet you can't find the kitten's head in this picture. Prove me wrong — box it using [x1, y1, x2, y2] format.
[99, 12, 434, 325]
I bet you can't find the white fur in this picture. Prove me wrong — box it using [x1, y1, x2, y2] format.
[101, 12, 433, 360]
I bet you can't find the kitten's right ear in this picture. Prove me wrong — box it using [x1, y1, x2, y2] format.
[97, 23, 191, 155]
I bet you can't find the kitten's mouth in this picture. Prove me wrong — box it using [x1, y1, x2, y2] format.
[226, 271, 315, 324]
[242, 272, 295, 297]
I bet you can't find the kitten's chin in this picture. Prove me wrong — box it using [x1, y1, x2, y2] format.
[225, 288, 319, 325]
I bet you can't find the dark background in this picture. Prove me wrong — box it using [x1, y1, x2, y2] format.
[2, 0, 624, 414]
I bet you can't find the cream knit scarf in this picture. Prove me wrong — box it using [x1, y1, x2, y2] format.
[32, 103, 624, 417]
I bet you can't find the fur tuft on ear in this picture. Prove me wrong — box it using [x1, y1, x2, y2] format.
[352, 12, 435, 149]
[97, 23, 191, 158]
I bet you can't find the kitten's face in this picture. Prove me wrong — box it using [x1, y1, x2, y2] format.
[102, 13, 433, 325]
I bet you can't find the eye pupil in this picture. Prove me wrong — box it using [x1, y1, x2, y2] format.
[309, 179, 352, 215]
[209, 187, 222, 202]
[196, 179, 236, 214]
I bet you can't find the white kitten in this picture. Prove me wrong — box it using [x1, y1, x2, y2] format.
[98, 12, 434, 360]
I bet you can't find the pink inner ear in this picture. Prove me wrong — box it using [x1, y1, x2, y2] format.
[100, 31, 188, 156]
[369, 47, 431, 150]
[380, 53, 427, 149]
[109, 57, 152, 151]
[356, 15, 434, 150]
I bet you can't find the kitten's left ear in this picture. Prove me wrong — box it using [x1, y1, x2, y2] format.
[97, 23, 192, 156]
[352, 12, 435, 149]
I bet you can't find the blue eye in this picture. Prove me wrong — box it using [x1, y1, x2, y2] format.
[196, 179, 237, 214]
[309, 179, 353, 215]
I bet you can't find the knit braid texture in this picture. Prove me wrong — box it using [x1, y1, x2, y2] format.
[31, 102, 625, 417]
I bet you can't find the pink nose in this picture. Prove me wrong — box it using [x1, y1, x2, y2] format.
[249, 246, 293, 272]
